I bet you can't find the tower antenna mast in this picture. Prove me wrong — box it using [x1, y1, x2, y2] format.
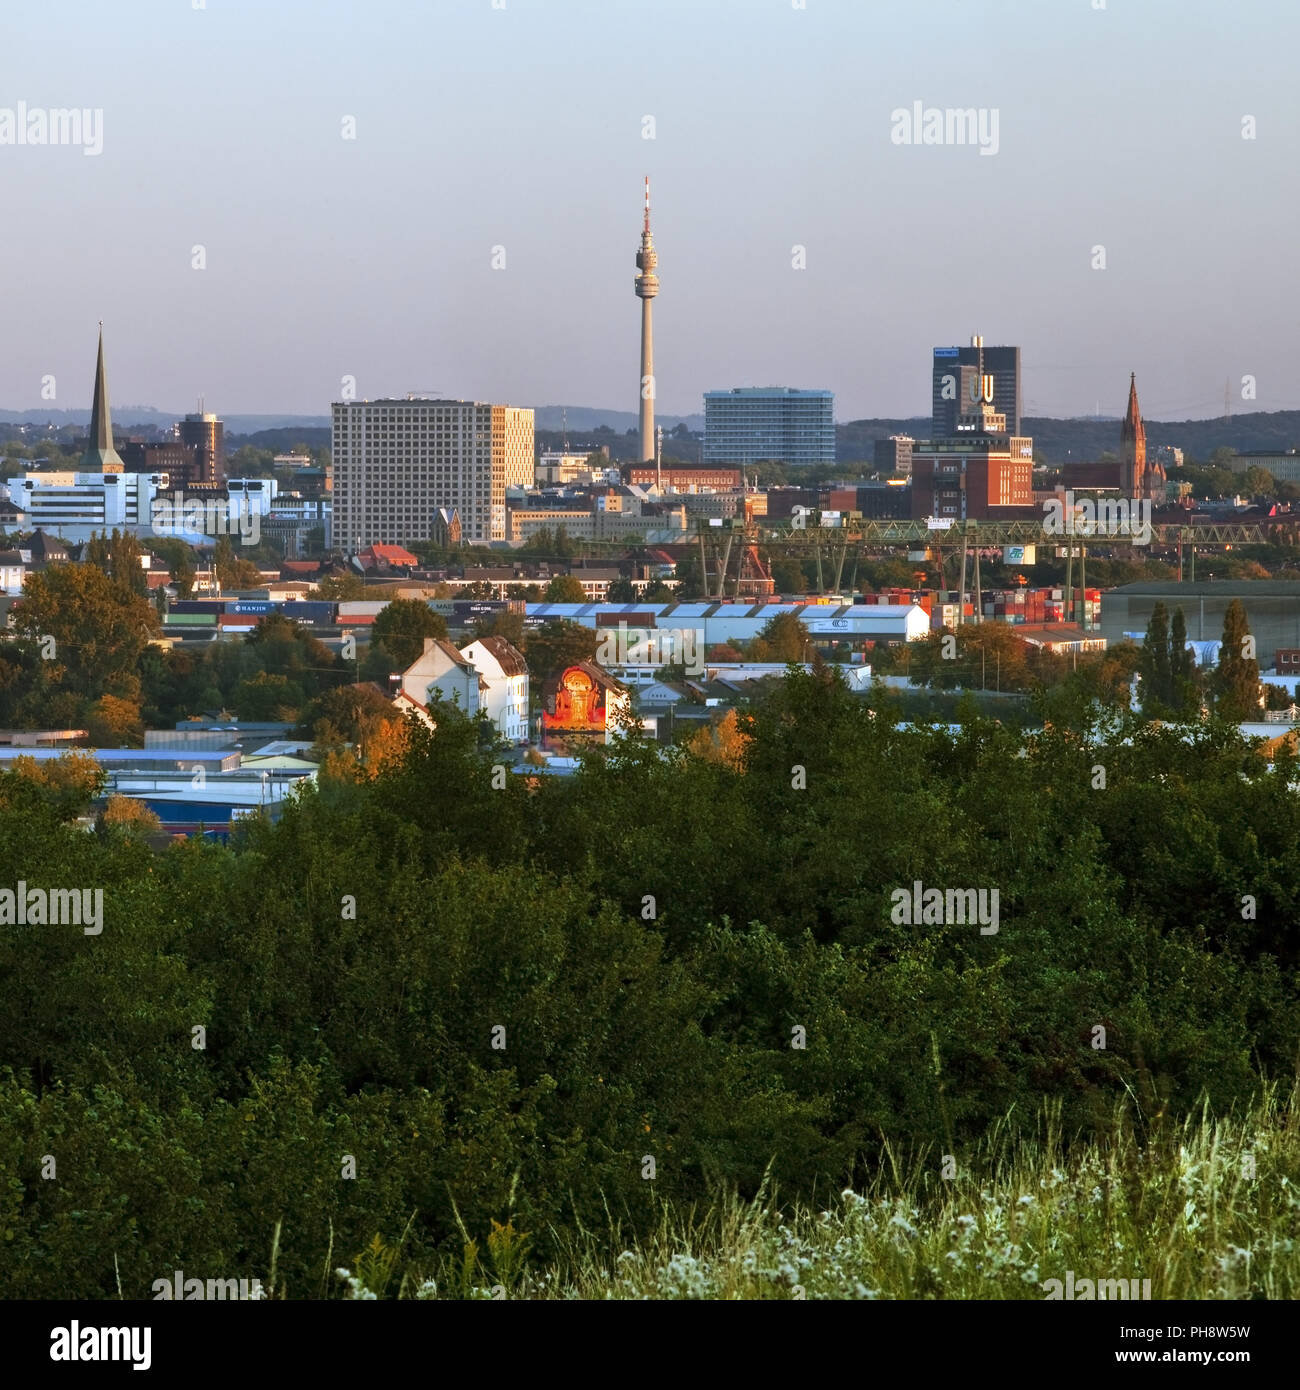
[634, 175, 659, 466]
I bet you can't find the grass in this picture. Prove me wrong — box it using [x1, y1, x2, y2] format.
[337, 1084, 1300, 1300]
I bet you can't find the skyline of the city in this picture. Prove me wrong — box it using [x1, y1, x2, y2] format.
[5, 0, 1300, 1345]
[4, 0, 1299, 421]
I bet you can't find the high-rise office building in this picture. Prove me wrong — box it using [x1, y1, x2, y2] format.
[502, 406, 535, 489]
[331, 397, 534, 550]
[179, 410, 225, 485]
[932, 338, 1021, 437]
[913, 337, 1034, 520]
[702, 387, 835, 467]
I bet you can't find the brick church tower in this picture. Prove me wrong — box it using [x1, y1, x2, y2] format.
[1121, 373, 1163, 501]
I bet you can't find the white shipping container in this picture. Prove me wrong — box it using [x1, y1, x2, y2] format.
[337, 601, 391, 617]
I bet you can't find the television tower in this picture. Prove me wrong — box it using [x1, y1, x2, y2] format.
[634, 175, 659, 465]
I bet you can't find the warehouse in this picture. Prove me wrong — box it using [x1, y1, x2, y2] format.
[1101, 582, 1300, 670]
[524, 601, 930, 649]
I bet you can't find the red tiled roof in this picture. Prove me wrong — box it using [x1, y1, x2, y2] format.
[363, 544, 418, 566]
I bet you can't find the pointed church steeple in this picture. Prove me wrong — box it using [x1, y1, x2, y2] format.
[82, 323, 124, 470]
[1121, 371, 1146, 499]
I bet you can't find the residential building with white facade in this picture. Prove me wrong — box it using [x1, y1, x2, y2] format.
[394, 635, 530, 742]
[394, 638, 484, 721]
[0, 549, 26, 596]
[332, 397, 534, 550]
[460, 636, 530, 743]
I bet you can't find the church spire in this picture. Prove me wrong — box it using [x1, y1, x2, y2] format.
[1121, 371, 1146, 499]
[82, 323, 124, 470]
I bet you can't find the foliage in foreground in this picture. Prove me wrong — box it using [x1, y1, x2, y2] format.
[2, 669, 1300, 1297]
[345, 1088, 1300, 1300]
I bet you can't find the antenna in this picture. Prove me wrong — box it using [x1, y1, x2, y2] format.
[562, 407, 569, 452]
[644, 175, 651, 233]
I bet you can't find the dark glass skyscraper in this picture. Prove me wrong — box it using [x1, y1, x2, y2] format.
[178, 412, 225, 485]
[931, 339, 1021, 437]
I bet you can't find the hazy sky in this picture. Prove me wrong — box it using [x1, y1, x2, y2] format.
[3, 0, 1297, 422]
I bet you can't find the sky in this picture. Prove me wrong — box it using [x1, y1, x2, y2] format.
[2, 0, 1298, 423]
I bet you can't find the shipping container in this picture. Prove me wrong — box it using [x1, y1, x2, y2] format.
[280, 600, 336, 625]
[337, 601, 390, 617]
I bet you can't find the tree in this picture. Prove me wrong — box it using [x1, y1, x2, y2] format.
[673, 554, 705, 600]
[370, 599, 448, 669]
[359, 641, 401, 683]
[1242, 466, 1276, 498]
[475, 610, 525, 649]
[1138, 602, 1173, 714]
[605, 577, 637, 603]
[311, 572, 369, 600]
[85, 529, 149, 596]
[545, 574, 586, 603]
[1, 751, 104, 817]
[1212, 599, 1261, 721]
[247, 614, 340, 693]
[98, 795, 162, 838]
[149, 537, 196, 597]
[13, 563, 157, 699]
[751, 612, 811, 663]
[235, 671, 307, 721]
[525, 620, 598, 683]
[1264, 682, 1294, 712]
[1169, 608, 1200, 717]
[520, 527, 555, 556]
[684, 709, 751, 770]
[212, 536, 261, 589]
[904, 624, 1042, 693]
[770, 558, 808, 596]
[301, 683, 399, 744]
[85, 694, 145, 747]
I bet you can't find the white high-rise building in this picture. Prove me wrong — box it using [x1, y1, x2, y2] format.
[331, 397, 534, 549]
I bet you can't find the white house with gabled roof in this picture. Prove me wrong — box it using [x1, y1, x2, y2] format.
[459, 636, 529, 743]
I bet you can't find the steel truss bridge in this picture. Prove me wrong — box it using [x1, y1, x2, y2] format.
[683, 518, 1295, 609]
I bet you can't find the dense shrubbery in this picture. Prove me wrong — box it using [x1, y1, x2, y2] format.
[1, 670, 1298, 1297]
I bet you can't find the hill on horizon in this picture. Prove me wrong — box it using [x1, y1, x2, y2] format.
[6, 403, 1300, 466]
